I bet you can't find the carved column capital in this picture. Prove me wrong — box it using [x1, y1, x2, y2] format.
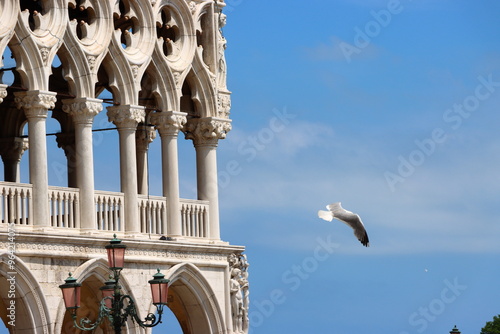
[62, 97, 103, 125]
[150, 111, 187, 137]
[184, 117, 231, 146]
[0, 137, 29, 162]
[136, 124, 157, 152]
[0, 84, 7, 104]
[107, 105, 145, 129]
[14, 90, 57, 118]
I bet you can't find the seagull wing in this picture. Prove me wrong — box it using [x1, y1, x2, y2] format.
[327, 202, 370, 247]
[318, 210, 334, 222]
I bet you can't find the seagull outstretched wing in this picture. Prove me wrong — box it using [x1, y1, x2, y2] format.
[318, 202, 370, 247]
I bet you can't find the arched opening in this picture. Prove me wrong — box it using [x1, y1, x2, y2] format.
[0, 45, 28, 184]
[161, 263, 225, 334]
[0, 254, 50, 334]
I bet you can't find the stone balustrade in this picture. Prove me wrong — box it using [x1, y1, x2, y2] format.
[1, 181, 210, 240]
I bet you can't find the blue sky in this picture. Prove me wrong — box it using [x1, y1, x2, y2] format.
[2, 1, 500, 333]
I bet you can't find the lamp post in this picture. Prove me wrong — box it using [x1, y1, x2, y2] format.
[59, 235, 169, 333]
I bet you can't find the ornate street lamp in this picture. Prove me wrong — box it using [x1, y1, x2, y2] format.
[59, 235, 169, 333]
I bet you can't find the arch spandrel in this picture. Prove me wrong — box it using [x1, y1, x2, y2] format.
[105, 0, 156, 105]
[60, 0, 115, 98]
[0, 0, 17, 68]
[154, 0, 197, 73]
[10, 0, 67, 90]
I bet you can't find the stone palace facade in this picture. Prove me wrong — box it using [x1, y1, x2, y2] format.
[0, 0, 248, 333]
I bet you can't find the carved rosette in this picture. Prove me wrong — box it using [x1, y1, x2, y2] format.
[14, 91, 57, 118]
[107, 105, 146, 129]
[150, 111, 187, 137]
[184, 117, 232, 146]
[62, 98, 103, 125]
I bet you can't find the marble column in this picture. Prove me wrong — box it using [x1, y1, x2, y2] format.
[63, 98, 103, 231]
[135, 124, 156, 195]
[55, 133, 77, 188]
[150, 111, 187, 237]
[0, 137, 29, 182]
[184, 117, 231, 240]
[14, 90, 57, 227]
[107, 105, 145, 234]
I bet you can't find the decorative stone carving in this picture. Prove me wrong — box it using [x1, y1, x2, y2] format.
[0, 84, 7, 104]
[86, 55, 96, 70]
[217, 91, 231, 118]
[150, 111, 187, 136]
[216, 13, 228, 90]
[136, 124, 157, 151]
[184, 117, 232, 146]
[107, 105, 146, 128]
[0, 137, 29, 163]
[62, 98, 103, 125]
[14, 91, 57, 118]
[228, 253, 250, 333]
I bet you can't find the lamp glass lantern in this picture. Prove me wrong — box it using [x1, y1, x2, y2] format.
[59, 273, 82, 310]
[99, 279, 116, 309]
[105, 235, 127, 270]
[149, 269, 170, 305]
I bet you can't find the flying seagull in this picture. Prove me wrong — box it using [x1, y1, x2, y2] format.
[318, 202, 370, 247]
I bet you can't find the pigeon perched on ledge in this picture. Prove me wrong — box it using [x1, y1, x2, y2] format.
[318, 202, 370, 247]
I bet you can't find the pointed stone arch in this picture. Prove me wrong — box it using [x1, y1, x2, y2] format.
[164, 262, 225, 334]
[54, 257, 142, 334]
[0, 253, 51, 333]
[181, 67, 217, 118]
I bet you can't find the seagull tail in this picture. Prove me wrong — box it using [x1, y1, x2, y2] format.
[318, 210, 334, 222]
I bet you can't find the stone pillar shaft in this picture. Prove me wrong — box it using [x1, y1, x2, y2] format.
[14, 90, 57, 227]
[108, 105, 145, 234]
[136, 125, 156, 195]
[185, 117, 231, 240]
[63, 98, 102, 230]
[151, 111, 186, 237]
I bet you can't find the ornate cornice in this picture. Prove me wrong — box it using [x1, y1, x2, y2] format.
[184, 117, 232, 146]
[150, 111, 187, 137]
[62, 98, 103, 125]
[14, 91, 57, 118]
[107, 105, 145, 129]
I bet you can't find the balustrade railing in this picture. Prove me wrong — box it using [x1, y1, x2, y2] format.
[48, 186, 80, 228]
[0, 182, 32, 225]
[1, 182, 211, 239]
[180, 199, 209, 238]
[138, 195, 167, 235]
[95, 191, 124, 232]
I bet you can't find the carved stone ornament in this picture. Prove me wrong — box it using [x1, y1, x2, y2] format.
[150, 111, 187, 136]
[217, 92, 231, 118]
[107, 105, 146, 128]
[87, 55, 97, 70]
[62, 98, 103, 124]
[0, 85, 7, 104]
[228, 253, 250, 334]
[0, 137, 29, 162]
[184, 118, 232, 146]
[14, 91, 57, 118]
